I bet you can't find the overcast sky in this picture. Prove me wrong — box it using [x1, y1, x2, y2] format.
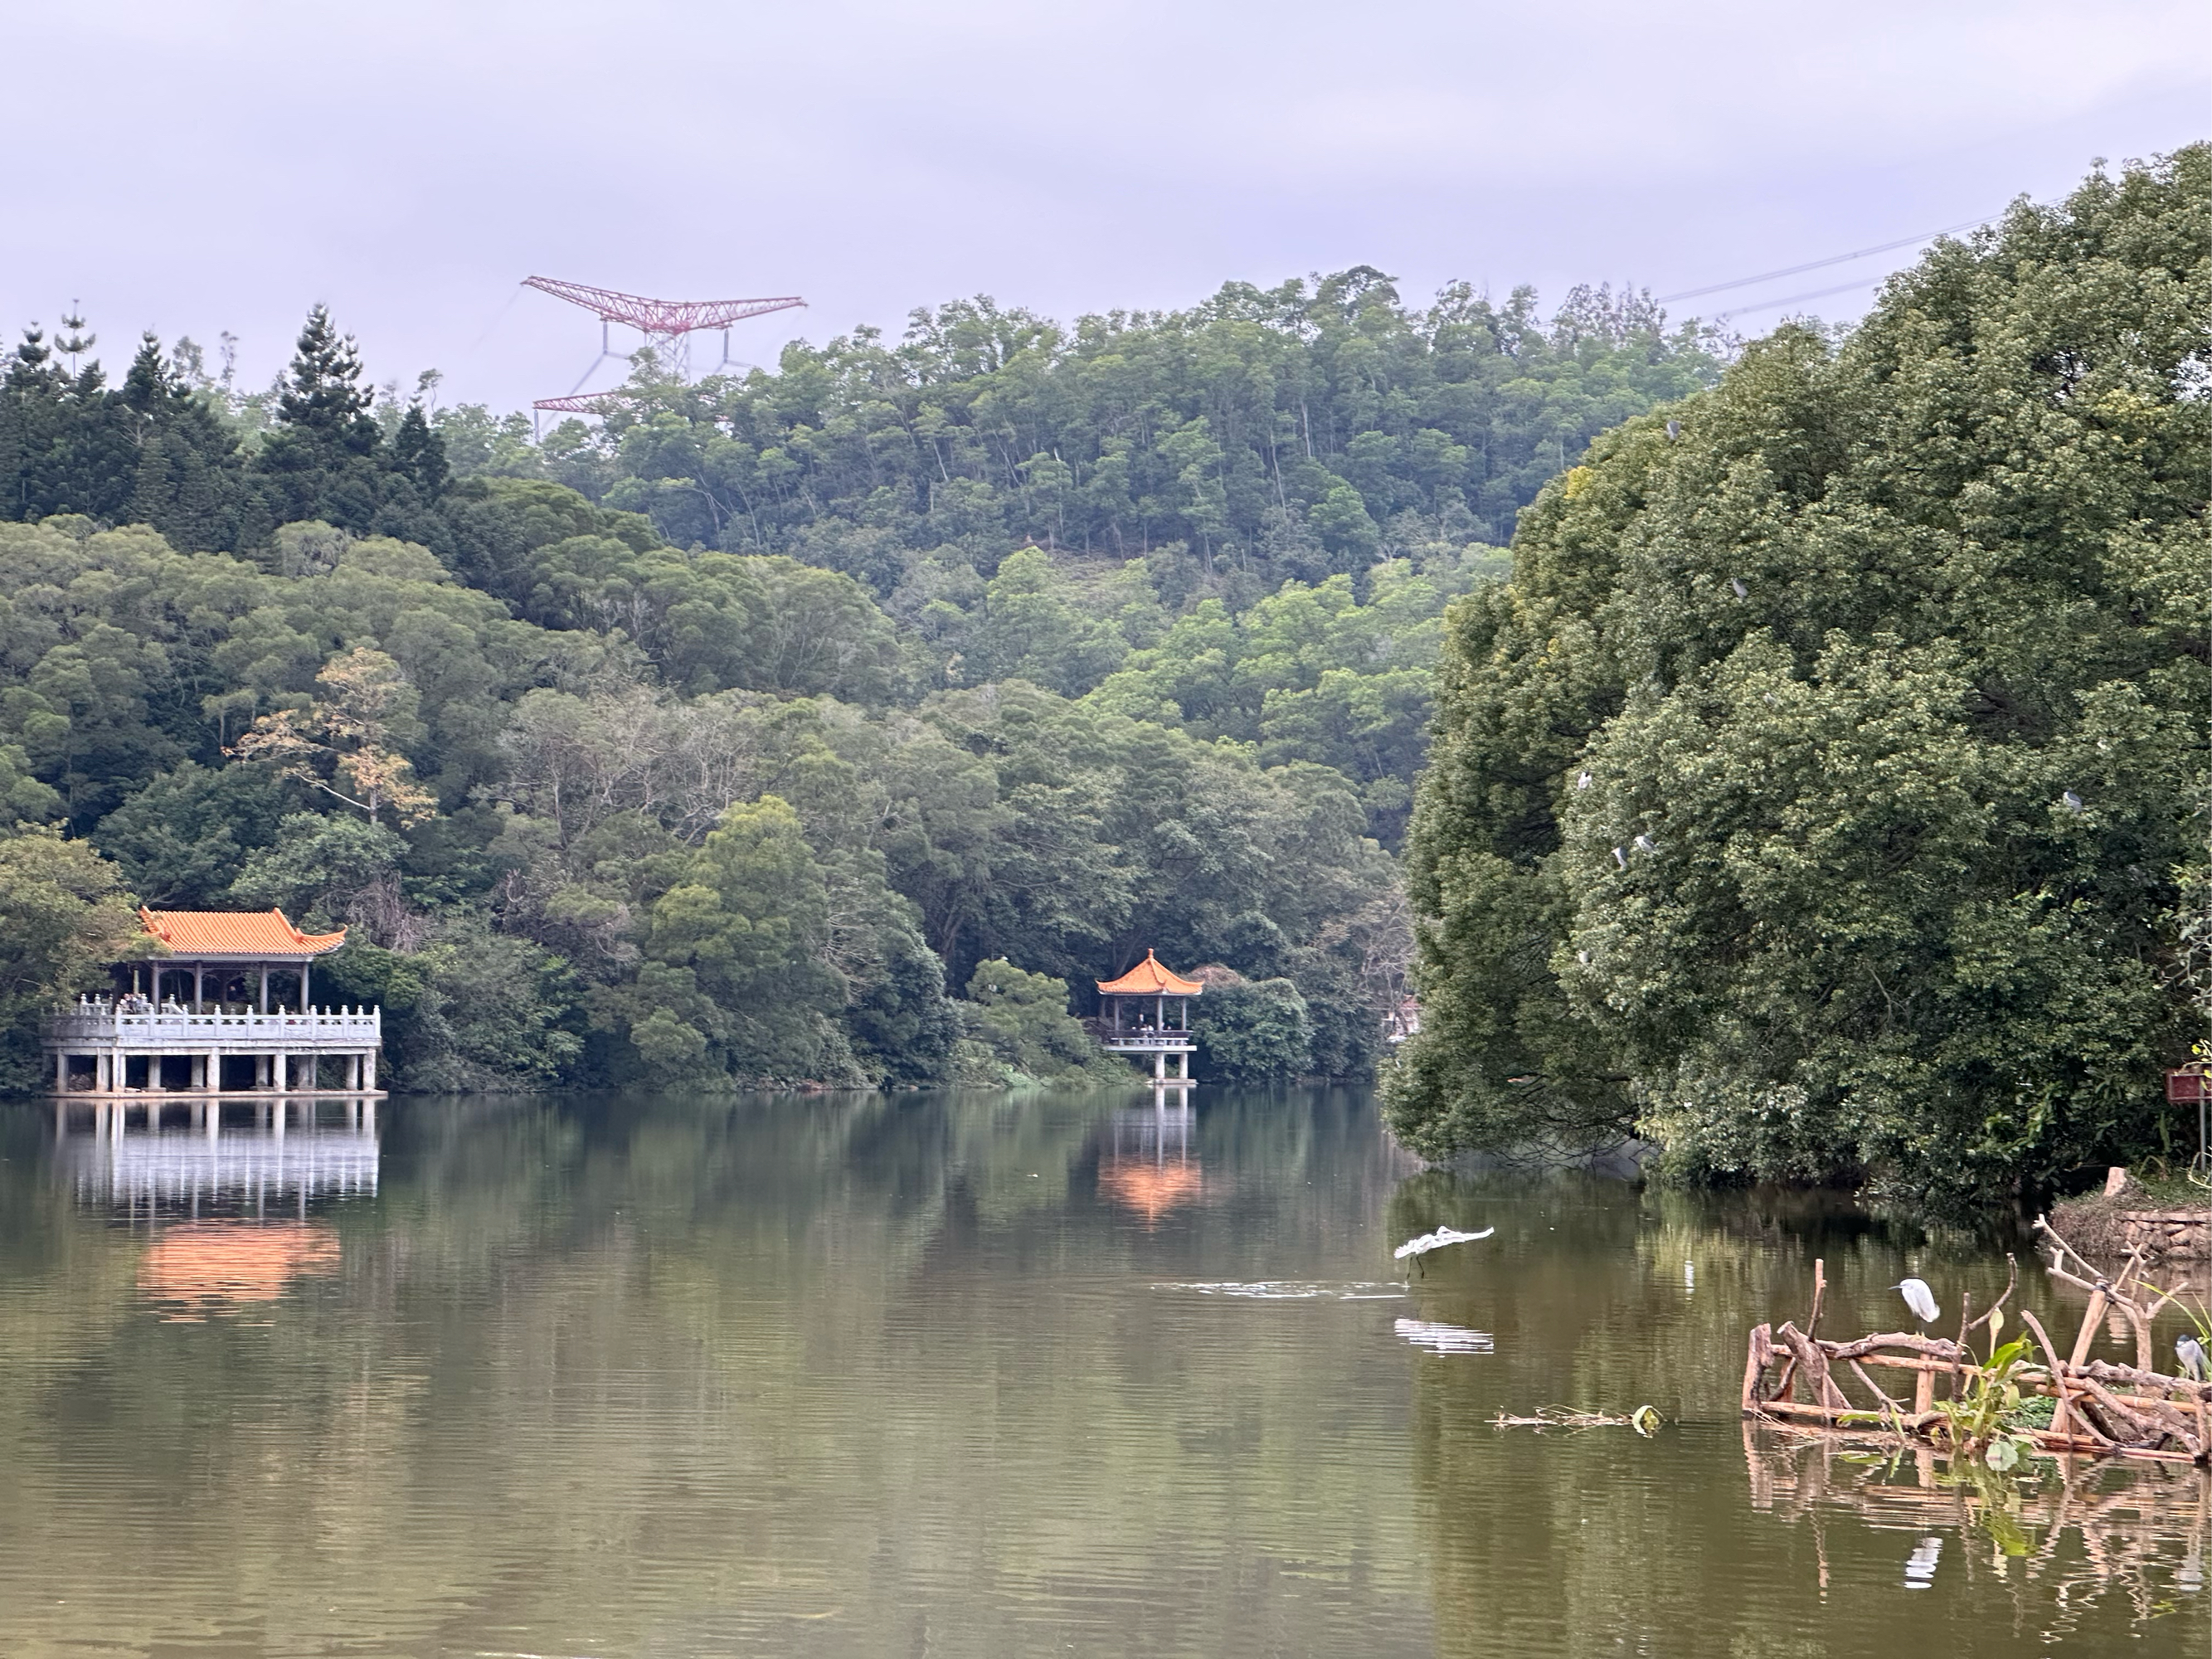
[2, 0, 2202, 413]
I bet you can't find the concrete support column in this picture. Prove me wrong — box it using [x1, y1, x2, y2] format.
[275, 1050, 290, 1094]
[258, 965, 270, 1014]
[362, 1050, 377, 1092]
[1153, 1048, 1165, 1080]
[205, 1050, 220, 1093]
[299, 960, 310, 1013]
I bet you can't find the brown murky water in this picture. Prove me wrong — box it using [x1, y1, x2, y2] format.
[0, 1088, 2203, 1656]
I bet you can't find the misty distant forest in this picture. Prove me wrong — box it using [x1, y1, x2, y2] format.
[2, 146, 2204, 1209]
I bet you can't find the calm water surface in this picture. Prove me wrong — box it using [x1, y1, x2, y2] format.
[0, 1087, 2205, 1657]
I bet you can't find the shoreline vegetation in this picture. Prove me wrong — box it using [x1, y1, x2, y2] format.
[0, 267, 1724, 1100]
[1386, 147, 2210, 1211]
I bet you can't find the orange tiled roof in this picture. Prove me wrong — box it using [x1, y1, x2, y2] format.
[138, 907, 348, 958]
[1096, 949, 1203, 996]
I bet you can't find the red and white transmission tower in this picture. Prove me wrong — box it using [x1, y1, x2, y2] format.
[524, 276, 805, 425]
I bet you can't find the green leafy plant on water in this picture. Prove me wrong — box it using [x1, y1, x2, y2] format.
[1928, 1334, 2041, 1472]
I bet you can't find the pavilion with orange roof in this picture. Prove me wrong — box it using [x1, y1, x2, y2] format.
[1094, 949, 1203, 1081]
[44, 907, 382, 1102]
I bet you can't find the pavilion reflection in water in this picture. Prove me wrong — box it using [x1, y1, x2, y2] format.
[1744, 1423, 2208, 1633]
[1096, 1087, 1206, 1224]
[53, 1094, 379, 1220]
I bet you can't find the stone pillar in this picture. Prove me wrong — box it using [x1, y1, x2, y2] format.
[362, 1050, 377, 1092]
[299, 960, 310, 1013]
[275, 1050, 289, 1094]
[192, 962, 203, 1012]
[206, 1049, 221, 1093]
[259, 965, 270, 1014]
[1153, 1048, 1165, 1080]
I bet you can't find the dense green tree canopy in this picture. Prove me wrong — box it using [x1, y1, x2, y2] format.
[1388, 148, 2210, 1206]
[0, 264, 1755, 1097]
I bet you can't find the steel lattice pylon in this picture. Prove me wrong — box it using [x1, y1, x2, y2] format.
[526, 275, 805, 425]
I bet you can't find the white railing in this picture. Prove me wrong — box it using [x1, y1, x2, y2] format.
[1101, 1033, 1195, 1051]
[45, 1009, 381, 1048]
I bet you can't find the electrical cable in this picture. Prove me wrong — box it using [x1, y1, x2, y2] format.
[1714, 276, 1887, 320]
[1658, 214, 1998, 304]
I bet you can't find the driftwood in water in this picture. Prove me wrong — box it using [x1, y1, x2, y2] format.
[1741, 1238, 2211, 1467]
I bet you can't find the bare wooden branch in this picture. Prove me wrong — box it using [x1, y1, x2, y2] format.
[1847, 1357, 1906, 1414]
[1777, 1321, 1849, 1412]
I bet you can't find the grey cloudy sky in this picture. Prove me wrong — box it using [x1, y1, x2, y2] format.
[2, 0, 2202, 412]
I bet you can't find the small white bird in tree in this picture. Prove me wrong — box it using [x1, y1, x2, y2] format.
[1894, 1277, 1940, 1326]
[2177, 1333, 2207, 1383]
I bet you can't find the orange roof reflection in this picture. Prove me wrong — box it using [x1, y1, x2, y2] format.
[1098, 1158, 1203, 1225]
[138, 1221, 341, 1319]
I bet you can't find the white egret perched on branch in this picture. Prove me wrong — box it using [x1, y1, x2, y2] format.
[1394, 1225, 1494, 1275]
[1894, 1277, 1941, 1326]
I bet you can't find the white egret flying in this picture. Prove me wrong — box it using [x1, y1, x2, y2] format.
[1394, 1226, 1494, 1275]
[1893, 1277, 1940, 1326]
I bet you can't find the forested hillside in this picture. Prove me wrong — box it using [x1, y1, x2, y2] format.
[0, 270, 1726, 1094]
[1388, 148, 2210, 1207]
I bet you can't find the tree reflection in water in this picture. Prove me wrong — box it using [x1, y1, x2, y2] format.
[1744, 1424, 2210, 1638]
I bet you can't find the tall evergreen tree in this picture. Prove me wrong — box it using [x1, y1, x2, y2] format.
[391, 401, 450, 500]
[253, 304, 390, 534]
[123, 333, 246, 552]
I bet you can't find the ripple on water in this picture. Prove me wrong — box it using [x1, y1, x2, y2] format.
[1152, 1281, 1408, 1299]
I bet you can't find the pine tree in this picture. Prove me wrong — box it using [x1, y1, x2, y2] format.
[53, 310, 95, 377]
[120, 333, 169, 421]
[275, 304, 375, 442]
[391, 402, 450, 499]
[254, 305, 390, 535]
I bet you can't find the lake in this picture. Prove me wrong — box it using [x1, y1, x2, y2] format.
[0, 1087, 2203, 1656]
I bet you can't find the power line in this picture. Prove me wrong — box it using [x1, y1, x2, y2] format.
[1658, 214, 1997, 304]
[1714, 276, 1886, 320]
